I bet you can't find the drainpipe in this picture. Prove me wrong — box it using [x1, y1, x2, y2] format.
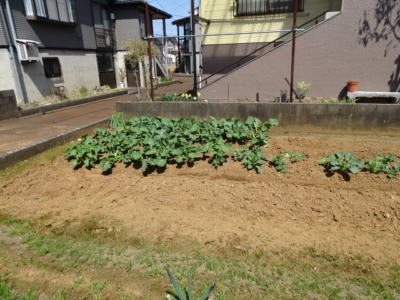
[190, 0, 197, 97]
[289, 0, 298, 103]
[1, 0, 26, 104]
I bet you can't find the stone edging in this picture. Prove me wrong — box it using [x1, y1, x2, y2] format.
[0, 118, 109, 171]
[19, 90, 128, 118]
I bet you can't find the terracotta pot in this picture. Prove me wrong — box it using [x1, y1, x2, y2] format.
[347, 82, 359, 92]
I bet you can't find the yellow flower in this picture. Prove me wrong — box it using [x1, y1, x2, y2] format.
[174, 93, 177, 96]
[197, 93, 201, 96]
[193, 97, 197, 100]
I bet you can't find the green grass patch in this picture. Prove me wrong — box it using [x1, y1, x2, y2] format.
[0, 214, 399, 300]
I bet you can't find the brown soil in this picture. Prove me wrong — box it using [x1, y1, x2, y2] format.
[1, 133, 400, 267]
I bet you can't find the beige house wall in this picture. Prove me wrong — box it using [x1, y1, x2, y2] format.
[201, 0, 342, 45]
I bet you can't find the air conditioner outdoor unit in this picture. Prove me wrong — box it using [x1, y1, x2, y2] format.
[15, 39, 41, 62]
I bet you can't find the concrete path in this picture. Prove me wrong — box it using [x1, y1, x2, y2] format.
[0, 76, 193, 155]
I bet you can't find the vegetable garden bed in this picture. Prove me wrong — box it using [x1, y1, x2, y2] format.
[1, 115, 400, 299]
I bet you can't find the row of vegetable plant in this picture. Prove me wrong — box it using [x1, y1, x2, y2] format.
[66, 114, 399, 178]
[66, 114, 280, 173]
[318, 152, 400, 178]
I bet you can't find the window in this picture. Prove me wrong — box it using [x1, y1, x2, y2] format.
[97, 53, 114, 72]
[93, 3, 113, 48]
[43, 57, 62, 78]
[23, 0, 77, 24]
[139, 11, 146, 38]
[139, 11, 153, 38]
[234, 0, 304, 17]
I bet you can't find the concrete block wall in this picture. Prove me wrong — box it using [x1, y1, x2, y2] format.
[0, 89, 19, 120]
[116, 102, 400, 135]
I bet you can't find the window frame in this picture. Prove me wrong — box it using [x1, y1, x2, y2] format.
[138, 10, 153, 39]
[234, 0, 304, 17]
[43, 57, 62, 78]
[23, 0, 77, 25]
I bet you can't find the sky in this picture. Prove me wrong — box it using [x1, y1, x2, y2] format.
[148, 0, 199, 37]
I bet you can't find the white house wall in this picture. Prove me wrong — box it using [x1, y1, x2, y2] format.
[0, 49, 19, 99]
[20, 49, 100, 103]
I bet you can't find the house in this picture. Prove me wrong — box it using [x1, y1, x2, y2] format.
[165, 38, 178, 73]
[0, 0, 171, 104]
[200, 0, 342, 78]
[199, 0, 400, 101]
[172, 6, 202, 76]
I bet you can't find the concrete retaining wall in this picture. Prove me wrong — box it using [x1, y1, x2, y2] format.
[116, 102, 400, 135]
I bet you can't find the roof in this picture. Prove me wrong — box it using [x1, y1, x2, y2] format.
[172, 17, 190, 26]
[113, 1, 172, 19]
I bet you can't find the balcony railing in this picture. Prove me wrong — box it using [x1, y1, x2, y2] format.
[234, 0, 304, 17]
[94, 28, 116, 49]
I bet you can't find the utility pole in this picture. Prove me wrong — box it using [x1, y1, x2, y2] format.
[190, 0, 198, 97]
[289, 0, 298, 103]
[145, 1, 155, 101]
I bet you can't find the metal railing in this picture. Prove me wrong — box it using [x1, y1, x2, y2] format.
[199, 10, 328, 86]
[234, 0, 304, 17]
[153, 39, 169, 77]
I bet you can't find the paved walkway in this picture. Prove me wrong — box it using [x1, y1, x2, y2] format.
[0, 77, 193, 155]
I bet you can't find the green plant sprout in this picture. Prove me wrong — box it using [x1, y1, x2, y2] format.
[79, 86, 89, 96]
[342, 97, 358, 103]
[108, 112, 127, 130]
[166, 268, 216, 300]
[285, 152, 304, 163]
[269, 152, 304, 173]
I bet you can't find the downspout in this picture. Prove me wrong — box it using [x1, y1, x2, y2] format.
[1, 0, 26, 104]
[190, 0, 197, 96]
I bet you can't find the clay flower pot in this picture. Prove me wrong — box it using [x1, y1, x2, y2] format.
[347, 81, 359, 92]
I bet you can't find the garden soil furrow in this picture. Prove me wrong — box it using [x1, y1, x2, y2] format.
[0, 134, 399, 267]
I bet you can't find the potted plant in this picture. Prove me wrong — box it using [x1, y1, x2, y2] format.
[280, 90, 288, 102]
[118, 68, 126, 88]
[347, 81, 359, 92]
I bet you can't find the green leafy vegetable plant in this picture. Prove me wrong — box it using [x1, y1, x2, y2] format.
[365, 154, 395, 174]
[166, 268, 215, 300]
[241, 146, 266, 173]
[271, 154, 287, 173]
[318, 152, 364, 174]
[386, 163, 400, 178]
[65, 114, 279, 173]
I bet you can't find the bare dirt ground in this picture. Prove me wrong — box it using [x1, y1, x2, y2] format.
[1, 133, 400, 270]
